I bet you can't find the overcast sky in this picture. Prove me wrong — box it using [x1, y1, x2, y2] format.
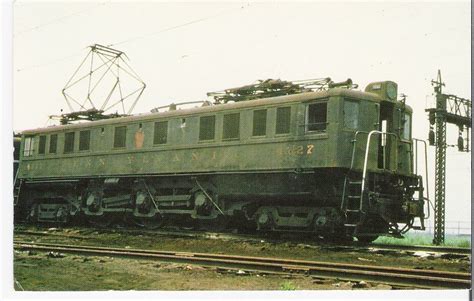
[12, 1, 471, 229]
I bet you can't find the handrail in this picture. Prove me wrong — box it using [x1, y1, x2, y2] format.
[412, 138, 431, 220]
[343, 130, 398, 213]
[349, 131, 370, 170]
[13, 165, 21, 206]
[360, 131, 399, 212]
[341, 131, 370, 211]
[345, 131, 429, 227]
[13, 165, 20, 187]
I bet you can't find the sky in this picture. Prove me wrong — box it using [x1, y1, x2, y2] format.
[11, 1, 471, 229]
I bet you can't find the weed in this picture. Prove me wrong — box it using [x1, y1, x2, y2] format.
[280, 281, 297, 290]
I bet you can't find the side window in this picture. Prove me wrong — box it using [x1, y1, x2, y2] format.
[276, 107, 291, 134]
[153, 121, 168, 144]
[38, 135, 46, 154]
[343, 100, 359, 129]
[402, 113, 411, 140]
[113, 126, 127, 148]
[23, 136, 34, 157]
[79, 130, 91, 151]
[306, 102, 327, 132]
[64, 132, 75, 153]
[252, 109, 267, 136]
[223, 113, 240, 140]
[199, 116, 215, 141]
[49, 134, 57, 154]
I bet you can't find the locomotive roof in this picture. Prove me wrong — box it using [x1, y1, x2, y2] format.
[22, 87, 411, 135]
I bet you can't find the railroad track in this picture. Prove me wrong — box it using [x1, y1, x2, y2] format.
[324, 243, 471, 256]
[14, 227, 472, 256]
[14, 241, 470, 289]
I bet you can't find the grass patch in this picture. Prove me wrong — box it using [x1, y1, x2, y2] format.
[374, 232, 471, 248]
[280, 281, 297, 290]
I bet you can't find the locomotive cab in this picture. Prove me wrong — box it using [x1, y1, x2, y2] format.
[339, 81, 423, 240]
[365, 81, 413, 174]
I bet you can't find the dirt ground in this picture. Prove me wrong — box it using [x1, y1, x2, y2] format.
[13, 226, 471, 291]
[13, 250, 395, 291]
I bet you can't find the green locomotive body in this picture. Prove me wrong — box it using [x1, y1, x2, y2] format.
[15, 80, 426, 241]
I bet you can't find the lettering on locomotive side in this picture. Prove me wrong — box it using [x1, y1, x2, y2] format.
[277, 144, 315, 156]
[169, 151, 218, 163]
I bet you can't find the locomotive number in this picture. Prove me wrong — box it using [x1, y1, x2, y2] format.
[277, 144, 315, 156]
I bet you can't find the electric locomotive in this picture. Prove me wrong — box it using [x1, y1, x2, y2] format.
[14, 78, 427, 242]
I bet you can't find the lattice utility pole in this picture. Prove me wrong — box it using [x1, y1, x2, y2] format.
[426, 70, 471, 245]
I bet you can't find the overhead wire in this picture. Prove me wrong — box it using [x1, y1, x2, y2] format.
[15, 1, 110, 72]
[108, 3, 250, 47]
[14, 1, 109, 37]
[15, 2, 251, 73]
[16, 49, 86, 73]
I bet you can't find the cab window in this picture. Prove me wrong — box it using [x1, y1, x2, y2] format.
[223, 113, 240, 140]
[402, 113, 411, 140]
[275, 107, 291, 134]
[49, 134, 58, 154]
[199, 116, 216, 141]
[153, 121, 168, 145]
[64, 132, 75, 153]
[114, 126, 127, 148]
[38, 135, 46, 154]
[79, 130, 91, 151]
[252, 109, 267, 136]
[23, 136, 34, 157]
[343, 100, 359, 129]
[306, 102, 327, 132]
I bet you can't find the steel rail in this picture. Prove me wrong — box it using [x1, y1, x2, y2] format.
[14, 241, 470, 289]
[364, 243, 471, 255]
[14, 228, 471, 255]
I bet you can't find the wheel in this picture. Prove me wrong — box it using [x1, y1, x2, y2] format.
[27, 204, 38, 223]
[87, 215, 113, 228]
[356, 235, 379, 243]
[198, 215, 229, 232]
[134, 214, 165, 230]
[213, 215, 229, 231]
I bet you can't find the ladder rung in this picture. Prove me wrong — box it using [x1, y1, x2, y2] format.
[344, 224, 358, 227]
[349, 181, 362, 185]
[347, 195, 361, 199]
[345, 209, 360, 213]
